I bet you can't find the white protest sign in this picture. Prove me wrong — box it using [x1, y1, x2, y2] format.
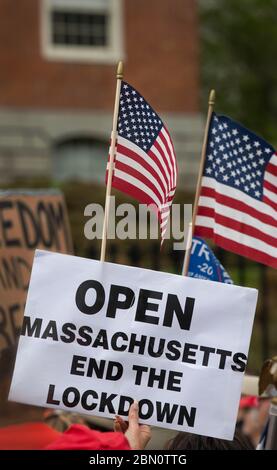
[9, 250, 258, 440]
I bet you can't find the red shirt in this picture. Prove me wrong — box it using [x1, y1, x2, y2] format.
[45, 424, 130, 450]
[0, 422, 61, 450]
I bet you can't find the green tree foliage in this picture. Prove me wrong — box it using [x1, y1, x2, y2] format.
[199, 0, 277, 144]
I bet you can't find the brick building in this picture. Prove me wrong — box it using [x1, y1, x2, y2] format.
[0, 0, 202, 188]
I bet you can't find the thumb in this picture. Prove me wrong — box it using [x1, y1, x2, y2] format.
[114, 421, 122, 433]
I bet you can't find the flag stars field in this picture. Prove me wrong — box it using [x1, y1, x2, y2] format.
[203, 114, 276, 201]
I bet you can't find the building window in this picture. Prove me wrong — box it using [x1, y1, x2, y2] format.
[41, 0, 124, 63]
[53, 137, 108, 183]
[51, 10, 107, 47]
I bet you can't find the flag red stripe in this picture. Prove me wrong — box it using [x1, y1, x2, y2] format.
[147, 147, 171, 194]
[153, 139, 173, 189]
[164, 125, 178, 185]
[263, 179, 277, 194]
[112, 176, 161, 221]
[266, 162, 277, 176]
[158, 131, 173, 188]
[200, 186, 277, 227]
[158, 130, 176, 188]
[197, 206, 277, 247]
[116, 143, 167, 195]
[194, 226, 277, 269]
[114, 160, 163, 204]
[263, 195, 277, 212]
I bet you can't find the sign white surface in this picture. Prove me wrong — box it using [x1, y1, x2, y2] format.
[9, 250, 258, 439]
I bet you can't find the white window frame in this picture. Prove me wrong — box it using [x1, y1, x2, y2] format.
[41, 0, 124, 63]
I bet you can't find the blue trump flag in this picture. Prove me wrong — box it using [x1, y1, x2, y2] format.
[188, 237, 233, 284]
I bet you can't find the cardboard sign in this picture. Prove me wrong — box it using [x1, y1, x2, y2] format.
[0, 191, 72, 355]
[9, 250, 257, 439]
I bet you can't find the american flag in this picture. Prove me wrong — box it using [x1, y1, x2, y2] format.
[195, 113, 277, 269]
[108, 81, 177, 241]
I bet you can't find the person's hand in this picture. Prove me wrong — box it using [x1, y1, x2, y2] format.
[113, 400, 151, 450]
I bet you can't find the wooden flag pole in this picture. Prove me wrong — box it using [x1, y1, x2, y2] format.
[182, 222, 192, 275]
[100, 61, 123, 262]
[182, 89, 215, 276]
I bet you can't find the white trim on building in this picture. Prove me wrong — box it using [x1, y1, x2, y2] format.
[40, 0, 124, 63]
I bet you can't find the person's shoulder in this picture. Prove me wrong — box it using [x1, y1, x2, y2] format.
[45, 424, 130, 450]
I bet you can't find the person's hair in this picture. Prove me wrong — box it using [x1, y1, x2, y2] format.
[165, 430, 254, 450]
